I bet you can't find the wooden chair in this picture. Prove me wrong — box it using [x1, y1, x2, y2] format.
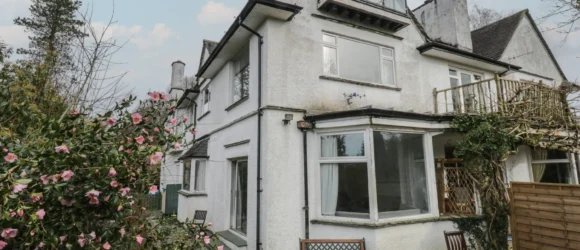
[444, 231, 468, 250]
[299, 239, 365, 250]
[193, 210, 207, 226]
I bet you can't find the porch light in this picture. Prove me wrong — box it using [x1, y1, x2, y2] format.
[283, 114, 294, 125]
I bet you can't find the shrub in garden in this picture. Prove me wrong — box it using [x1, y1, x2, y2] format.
[0, 84, 221, 249]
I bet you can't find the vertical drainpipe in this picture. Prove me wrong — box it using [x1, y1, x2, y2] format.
[240, 19, 263, 250]
[302, 129, 310, 239]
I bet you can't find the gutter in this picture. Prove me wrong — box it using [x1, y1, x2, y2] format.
[304, 108, 454, 122]
[416, 42, 522, 71]
[195, 0, 302, 78]
[239, 19, 264, 250]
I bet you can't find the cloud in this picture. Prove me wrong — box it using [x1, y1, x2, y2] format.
[89, 22, 143, 41]
[0, 25, 28, 48]
[131, 24, 175, 50]
[197, 1, 238, 25]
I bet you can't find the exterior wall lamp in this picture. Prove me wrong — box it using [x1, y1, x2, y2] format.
[283, 114, 294, 125]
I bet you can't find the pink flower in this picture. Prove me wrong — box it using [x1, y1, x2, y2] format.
[90, 232, 96, 239]
[51, 174, 61, 183]
[2, 148, 7, 153]
[38, 242, 45, 248]
[170, 118, 177, 125]
[61, 170, 74, 181]
[104, 195, 111, 202]
[30, 193, 43, 203]
[55, 145, 70, 154]
[71, 109, 79, 116]
[131, 113, 143, 125]
[135, 136, 145, 145]
[4, 153, 17, 163]
[191, 129, 197, 135]
[218, 246, 224, 250]
[13, 184, 27, 193]
[125, 149, 132, 153]
[204, 236, 211, 244]
[1, 228, 18, 239]
[110, 181, 118, 187]
[78, 238, 86, 247]
[174, 143, 181, 149]
[86, 190, 101, 205]
[117, 146, 124, 152]
[119, 228, 126, 237]
[108, 168, 117, 177]
[149, 185, 159, 194]
[165, 127, 172, 133]
[60, 199, 76, 207]
[147, 136, 154, 142]
[20, 171, 26, 177]
[40, 175, 49, 185]
[30, 232, 34, 236]
[119, 187, 131, 196]
[59, 236, 67, 244]
[129, 200, 135, 206]
[9, 212, 15, 217]
[149, 152, 163, 165]
[207, 222, 212, 227]
[136, 235, 144, 245]
[17, 210, 23, 217]
[117, 206, 123, 211]
[183, 116, 188, 122]
[103, 242, 111, 250]
[141, 129, 149, 135]
[106, 117, 117, 126]
[36, 209, 46, 220]
[161, 92, 169, 101]
[149, 91, 161, 101]
[0, 241, 7, 249]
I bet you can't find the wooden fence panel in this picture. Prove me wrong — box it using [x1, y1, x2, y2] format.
[510, 182, 580, 250]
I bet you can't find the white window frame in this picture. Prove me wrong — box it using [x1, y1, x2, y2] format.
[448, 67, 483, 113]
[322, 33, 397, 87]
[231, 45, 250, 104]
[201, 86, 210, 115]
[530, 149, 574, 184]
[230, 159, 248, 235]
[315, 127, 439, 223]
[193, 160, 206, 192]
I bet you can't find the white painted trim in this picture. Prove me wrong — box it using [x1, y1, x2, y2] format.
[570, 153, 579, 184]
[315, 117, 371, 129]
[367, 127, 379, 221]
[315, 116, 450, 130]
[424, 132, 440, 216]
[372, 118, 450, 130]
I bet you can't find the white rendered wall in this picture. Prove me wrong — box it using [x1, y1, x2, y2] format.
[505, 146, 533, 183]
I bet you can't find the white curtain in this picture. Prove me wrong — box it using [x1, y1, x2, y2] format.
[532, 149, 548, 182]
[321, 137, 339, 216]
[195, 161, 206, 191]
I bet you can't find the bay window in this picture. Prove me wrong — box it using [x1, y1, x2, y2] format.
[319, 130, 434, 221]
[323, 33, 396, 86]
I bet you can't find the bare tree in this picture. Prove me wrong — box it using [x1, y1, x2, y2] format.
[540, 0, 580, 43]
[469, 4, 508, 30]
[64, 0, 133, 112]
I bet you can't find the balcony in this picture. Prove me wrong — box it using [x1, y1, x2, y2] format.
[435, 159, 477, 216]
[318, 0, 410, 32]
[433, 77, 574, 124]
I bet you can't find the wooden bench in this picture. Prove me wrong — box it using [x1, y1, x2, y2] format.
[299, 239, 366, 250]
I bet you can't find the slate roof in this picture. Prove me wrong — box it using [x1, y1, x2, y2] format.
[471, 10, 526, 60]
[179, 136, 210, 160]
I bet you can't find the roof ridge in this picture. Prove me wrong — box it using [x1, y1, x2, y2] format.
[471, 9, 527, 33]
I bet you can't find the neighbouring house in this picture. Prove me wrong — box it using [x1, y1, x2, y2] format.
[160, 0, 578, 249]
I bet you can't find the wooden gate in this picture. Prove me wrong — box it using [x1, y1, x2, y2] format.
[509, 182, 580, 250]
[165, 184, 182, 215]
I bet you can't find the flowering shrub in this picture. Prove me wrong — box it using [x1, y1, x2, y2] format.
[0, 86, 215, 249]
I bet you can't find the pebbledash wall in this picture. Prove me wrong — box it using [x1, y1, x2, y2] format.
[173, 0, 565, 249]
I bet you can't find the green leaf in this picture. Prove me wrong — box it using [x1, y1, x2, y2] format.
[8, 194, 18, 199]
[16, 178, 32, 184]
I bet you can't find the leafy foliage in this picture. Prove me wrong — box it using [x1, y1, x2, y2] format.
[451, 114, 518, 250]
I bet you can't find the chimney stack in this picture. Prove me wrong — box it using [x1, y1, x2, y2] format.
[413, 0, 473, 52]
[170, 60, 186, 99]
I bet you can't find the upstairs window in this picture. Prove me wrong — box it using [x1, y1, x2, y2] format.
[366, 0, 406, 13]
[323, 33, 396, 86]
[201, 86, 210, 115]
[232, 45, 250, 103]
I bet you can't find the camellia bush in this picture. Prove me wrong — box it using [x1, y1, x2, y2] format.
[0, 79, 222, 249]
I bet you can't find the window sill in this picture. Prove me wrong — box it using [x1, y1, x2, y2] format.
[311, 215, 481, 229]
[198, 111, 211, 121]
[178, 190, 208, 197]
[225, 96, 249, 111]
[320, 75, 401, 91]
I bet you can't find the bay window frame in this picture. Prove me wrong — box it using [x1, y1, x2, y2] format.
[315, 126, 439, 223]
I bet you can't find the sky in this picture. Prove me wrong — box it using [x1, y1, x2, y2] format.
[0, 0, 579, 101]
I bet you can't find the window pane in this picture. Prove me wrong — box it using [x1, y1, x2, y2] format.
[323, 34, 336, 45]
[373, 132, 429, 219]
[381, 59, 395, 86]
[321, 133, 365, 157]
[183, 160, 191, 191]
[449, 69, 457, 76]
[338, 38, 381, 84]
[393, 0, 406, 12]
[534, 163, 571, 184]
[461, 73, 472, 85]
[321, 163, 369, 219]
[381, 48, 393, 57]
[234, 65, 249, 102]
[231, 161, 248, 234]
[194, 161, 206, 191]
[323, 46, 338, 75]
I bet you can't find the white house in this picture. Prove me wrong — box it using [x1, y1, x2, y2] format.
[161, 0, 577, 249]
